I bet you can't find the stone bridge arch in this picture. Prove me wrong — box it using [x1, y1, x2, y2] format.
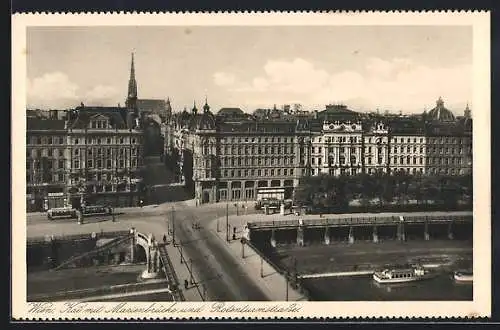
[131, 230, 162, 279]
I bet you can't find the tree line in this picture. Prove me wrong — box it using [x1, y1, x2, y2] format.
[293, 171, 472, 213]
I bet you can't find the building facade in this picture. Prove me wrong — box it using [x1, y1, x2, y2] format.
[165, 98, 473, 205]
[25, 53, 145, 211]
[65, 106, 144, 208]
[26, 119, 69, 212]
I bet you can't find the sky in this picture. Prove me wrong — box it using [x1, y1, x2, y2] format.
[27, 26, 472, 114]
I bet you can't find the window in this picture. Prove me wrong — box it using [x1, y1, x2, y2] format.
[75, 138, 79, 145]
[58, 160, 64, 169]
[73, 160, 80, 169]
[48, 149, 53, 157]
[87, 159, 93, 168]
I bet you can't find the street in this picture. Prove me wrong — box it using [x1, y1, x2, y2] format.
[172, 205, 267, 301]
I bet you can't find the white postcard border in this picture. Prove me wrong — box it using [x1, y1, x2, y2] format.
[11, 11, 491, 319]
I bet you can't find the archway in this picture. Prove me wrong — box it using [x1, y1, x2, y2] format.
[202, 191, 210, 204]
[134, 244, 147, 263]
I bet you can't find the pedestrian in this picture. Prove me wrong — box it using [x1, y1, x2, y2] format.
[184, 279, 189, 289]
[162, 234, 167, 244]
[232, 227, 236, 240]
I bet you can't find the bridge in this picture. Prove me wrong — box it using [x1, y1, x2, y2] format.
[246, 211, 473, 246]
[247, 213, 473, 230]
[48, 229, 184, 301]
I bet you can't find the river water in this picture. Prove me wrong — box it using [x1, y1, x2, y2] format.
[304, 272, 472, 301]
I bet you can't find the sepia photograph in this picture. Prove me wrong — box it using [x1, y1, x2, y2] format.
[12, 12, 491, 319]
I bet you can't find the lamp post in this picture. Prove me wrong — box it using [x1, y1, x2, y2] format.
[202, 284, 207, 301]
[226, 202, 229, 242]
[260, 256, 264, 278]
[285, 271, 289, 301]
[189, 258, 194, 284]
[171, 206, 176, 246]
[179, 239, 183, 264]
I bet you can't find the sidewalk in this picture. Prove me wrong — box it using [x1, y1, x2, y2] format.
[208, 215, 307, 302]
[162, 240, 205, 302]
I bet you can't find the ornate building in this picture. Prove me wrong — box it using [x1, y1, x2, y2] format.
[167, 101, 312, 204]
[424, 99, 473, 175]
[26, 53, 145, 211]
[165, 98, 473, 205]
[65, 105, 143, 208]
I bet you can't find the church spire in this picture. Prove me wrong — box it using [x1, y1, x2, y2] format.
[464, 102, 471, 118]
[203, 96, 210, 113]
[126, 52, 138, 110]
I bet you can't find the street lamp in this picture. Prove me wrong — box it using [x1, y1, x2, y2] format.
[179, 239, 183, 264]
[226, 203, 229, 242]
[189, 258, 194, 284]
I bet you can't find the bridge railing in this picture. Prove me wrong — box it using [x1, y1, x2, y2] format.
[158, 244, 185, 302]
[27, 230, 131, 245]
[247, 214, 473, 229]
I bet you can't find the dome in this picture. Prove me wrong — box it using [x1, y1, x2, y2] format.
[197, 111, 216, 130]
[427, 97, 456, 122]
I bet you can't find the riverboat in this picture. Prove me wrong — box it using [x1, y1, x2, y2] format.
[453, 270, 473, 283]
[373, 266, 433, 284]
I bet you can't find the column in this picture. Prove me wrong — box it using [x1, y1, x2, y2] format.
[372, 226, 379, 243]
[146, 246, 151, 273]
[297, 226, 304, 247]
[447, 222, 454, 240]
[130, 229, 136, 263]
[424, 221, 430, 241]
[324, 227, 330, 245]
[348, 226, 354, 244]
[270, 229, 276, 248]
